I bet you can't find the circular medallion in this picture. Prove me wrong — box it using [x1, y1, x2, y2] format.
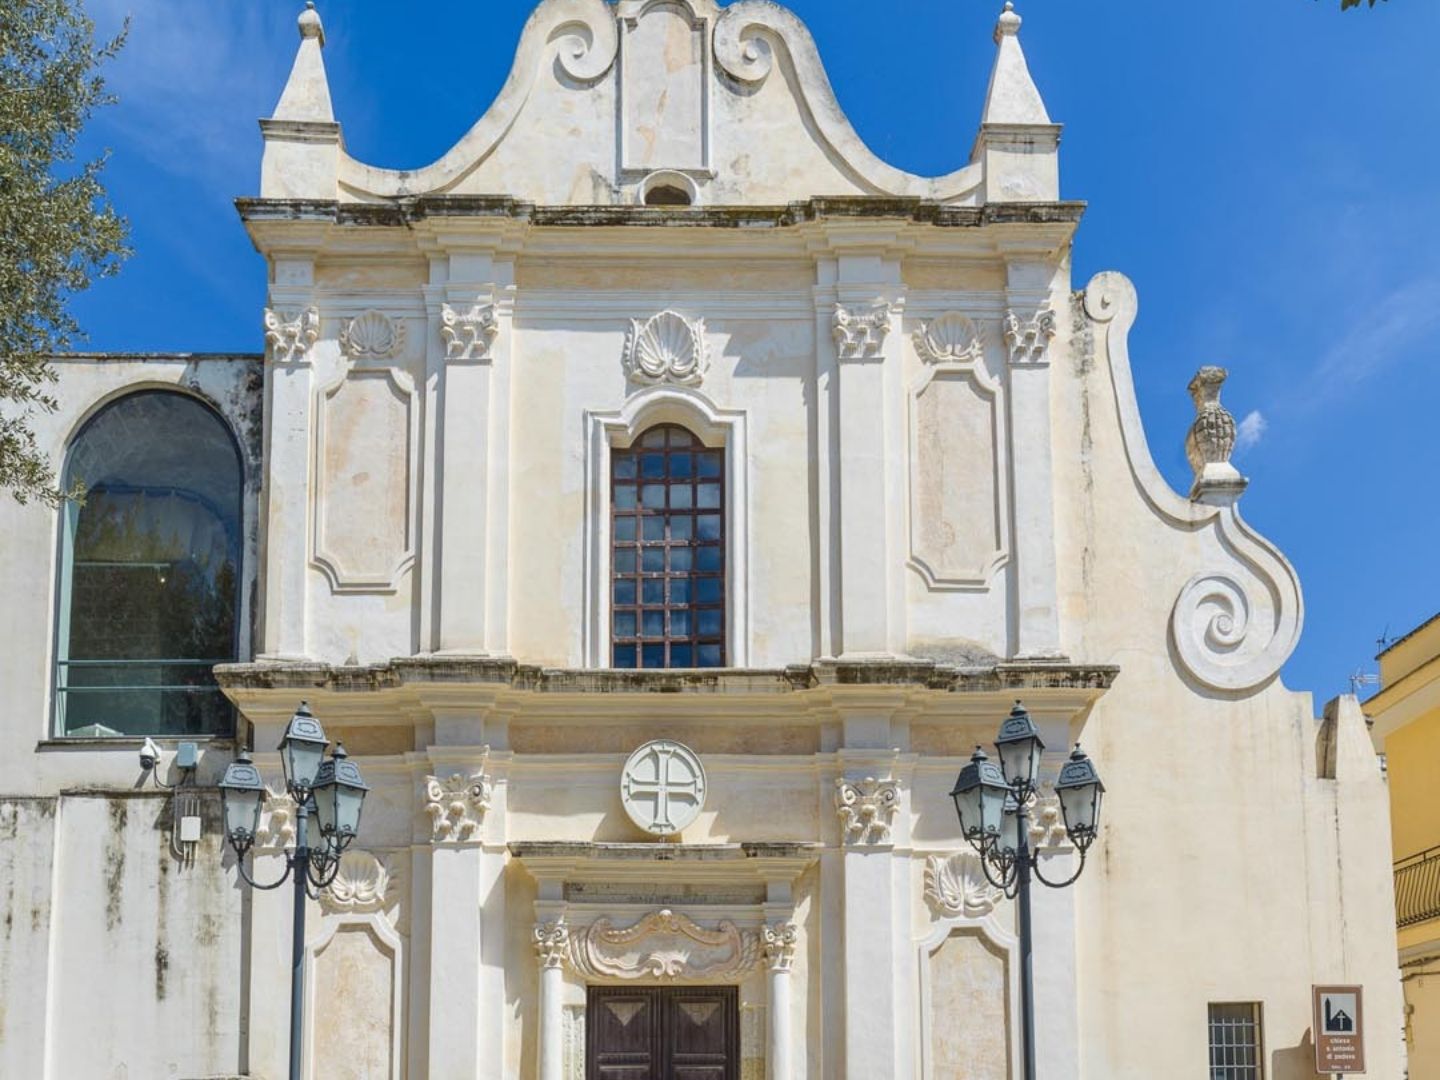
[621, 740, 707, 837]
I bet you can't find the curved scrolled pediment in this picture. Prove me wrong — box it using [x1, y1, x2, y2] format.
[326, 0, 984, 205]
[569, 908, 761, 983]
[1083, 272, 1303, 694]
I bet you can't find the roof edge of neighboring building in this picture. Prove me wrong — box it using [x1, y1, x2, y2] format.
[1379, 611, 1440, 660]
[51, 352, 263, 363]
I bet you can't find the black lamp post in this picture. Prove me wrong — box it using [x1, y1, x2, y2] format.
[949, 702, 1105, 1080]
[218, 702, 369, 1080]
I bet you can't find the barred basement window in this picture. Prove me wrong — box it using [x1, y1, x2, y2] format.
[1208, 1002, 1264, 1080]
[610, 424, 725, 669]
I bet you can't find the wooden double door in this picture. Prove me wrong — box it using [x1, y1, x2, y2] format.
[586, 985, 739, 1080]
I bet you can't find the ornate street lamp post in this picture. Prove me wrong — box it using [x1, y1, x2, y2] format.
[218, 702, 369, 1080]
[949, 702, 1105, 1080]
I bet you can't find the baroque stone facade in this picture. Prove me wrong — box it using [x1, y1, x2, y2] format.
[0, 2, 1404, 1078]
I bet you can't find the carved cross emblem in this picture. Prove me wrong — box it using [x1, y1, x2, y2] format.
[621, 740, 707, 837]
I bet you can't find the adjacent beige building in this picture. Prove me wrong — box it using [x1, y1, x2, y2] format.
[1368, 614, 1440, 1078]
[0, 2, 1406, 1077]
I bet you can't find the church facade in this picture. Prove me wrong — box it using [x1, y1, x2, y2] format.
[0, 2, 1405, 1078]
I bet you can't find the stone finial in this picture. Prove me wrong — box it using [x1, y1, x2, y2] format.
[1185, 366, 1248, 504]
[976, 0, 1056, 202]
[995, 1, 1022, 42]
[298, 2, 325, 45]
[270, 2, 333, 123]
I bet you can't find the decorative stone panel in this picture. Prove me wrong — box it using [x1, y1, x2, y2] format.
[908, 312, 1008, 590]
[311, 366, 418, 592]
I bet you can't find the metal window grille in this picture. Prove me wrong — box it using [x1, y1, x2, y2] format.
[610, 425, 726, 669]
[1208, 1002, 1264, 1080]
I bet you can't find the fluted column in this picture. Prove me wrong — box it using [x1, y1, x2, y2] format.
[534, 920, 569, 1080]
[764, 922, 798, 1080]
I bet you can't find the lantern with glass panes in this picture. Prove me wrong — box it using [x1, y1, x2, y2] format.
[947, 701, 1105, 1080]
[217, 702, 369, 1080]
[948, 702, 1104, 894]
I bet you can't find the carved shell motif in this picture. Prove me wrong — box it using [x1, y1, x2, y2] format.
[623, 311, 708, 386]
[340, 309, 406, 360]
[913, 312, 984, 365]
[924, 852, 1001, 919]
[322, 850, 391, 914]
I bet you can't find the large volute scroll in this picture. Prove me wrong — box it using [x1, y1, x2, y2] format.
[1083, 272, 1303, 693]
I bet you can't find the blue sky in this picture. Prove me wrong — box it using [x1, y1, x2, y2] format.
[73, 0, 1440, 701]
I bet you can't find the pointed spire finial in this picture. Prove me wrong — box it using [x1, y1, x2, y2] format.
[298, 2, 325, 47]
[995, 1, 1021, 42]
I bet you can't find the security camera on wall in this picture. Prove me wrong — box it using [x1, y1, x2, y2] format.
[139, 737, 162, 772]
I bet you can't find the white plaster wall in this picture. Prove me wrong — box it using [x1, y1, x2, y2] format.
[46, 794, 244, 1079]
[1049, 283, 1406, 1078]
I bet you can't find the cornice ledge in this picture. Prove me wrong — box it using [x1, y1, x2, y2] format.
[231, 196, 1085, 232]
[215, 658, 1119, 696]
[987, 662, 1120, 692]
[508, 841, 821, 862]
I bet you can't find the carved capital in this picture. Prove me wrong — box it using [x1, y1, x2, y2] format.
[1002, 306, 1056, 365]
[623, 310, 708, 386]
[1027, 786, 1069, 851]
[441, 302, 498, 362]
[834, 776, 900, 846]
[340, 309, 406, 360]
[264, 306, 320, 364]
[762, 922, 798, 973]
[424, 769, 493, 843]
[833, 303, 893, 361]
[254, 785, 296, 852]
[534, 920, 570, 970]
[924, 852, 1002, 919]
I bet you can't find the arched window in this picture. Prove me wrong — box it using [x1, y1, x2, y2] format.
[610, 424, 725, 668]
[54, 391, 243, 737]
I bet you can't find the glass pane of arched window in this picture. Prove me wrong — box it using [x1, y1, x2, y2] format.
[55, 391, 242, 737]
[611, 424, 725, 669]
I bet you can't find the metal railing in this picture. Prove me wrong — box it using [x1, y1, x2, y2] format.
[1395, 846, 1440, 928]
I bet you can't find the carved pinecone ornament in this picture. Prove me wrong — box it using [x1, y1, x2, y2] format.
[1184, 365, 1237, 476]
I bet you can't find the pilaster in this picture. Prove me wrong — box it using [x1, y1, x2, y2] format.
[1001, 251, 1063, 658]
[421, 749, 504, 1078]
[812, 230, 908, 659]
[835, 764, 903, 1078]
[417, 233, 517, 655]
[259, 251, 322, 660]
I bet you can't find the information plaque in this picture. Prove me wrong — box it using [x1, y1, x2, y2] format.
[1313, 985, 1365, 1074]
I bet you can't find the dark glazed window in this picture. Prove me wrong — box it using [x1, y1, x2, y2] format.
[54, 391, 242, 737]
[644, 184, 692, 207]
[611, 425, 725, 669]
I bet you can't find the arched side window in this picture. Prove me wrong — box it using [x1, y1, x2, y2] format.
[610, 424, 725, 668]
[54, 390, 243, 737]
